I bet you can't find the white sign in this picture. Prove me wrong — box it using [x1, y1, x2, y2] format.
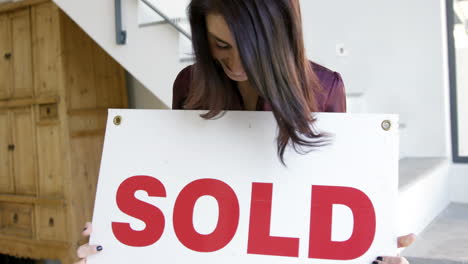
[89, 110, 398, 264]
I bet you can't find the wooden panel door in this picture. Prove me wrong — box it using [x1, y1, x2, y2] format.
[93, 41, 126, 109]
[37, 205, 66, 241]
[61, 13, 96, 110]
[0, 202, 34, 238]
[0, 13, 12, 100]
[37, 123, 63, 198]
[0, 110, 13, 193]
[10, 8, 33, 99]
[32, 3, 61, 97]
[10, 107, 37, 195]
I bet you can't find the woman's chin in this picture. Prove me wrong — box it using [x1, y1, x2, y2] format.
[227, 75, 248, 82]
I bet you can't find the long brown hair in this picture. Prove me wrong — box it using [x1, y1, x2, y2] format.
[186, 0, 326, 164]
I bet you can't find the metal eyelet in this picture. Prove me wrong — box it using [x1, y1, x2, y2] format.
[382, 120, 392, 131]
[113, 115, 122, 126]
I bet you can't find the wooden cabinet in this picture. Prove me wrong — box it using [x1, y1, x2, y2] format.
[0, 0, 128, 263]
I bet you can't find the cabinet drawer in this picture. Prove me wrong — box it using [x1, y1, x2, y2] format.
[37, 205, 66, 241]
[0, 202, 34, 238]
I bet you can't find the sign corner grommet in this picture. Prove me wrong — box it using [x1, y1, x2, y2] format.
[114, 115, 122, 126]
[381, 120, 392, 131]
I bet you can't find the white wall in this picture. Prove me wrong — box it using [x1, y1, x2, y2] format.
[51, 0, 187, 107]
[301, 0, 450, 158]
[126, 73, 168, 109]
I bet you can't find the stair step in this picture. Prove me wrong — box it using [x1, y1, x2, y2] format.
[399, 158, 448, 189]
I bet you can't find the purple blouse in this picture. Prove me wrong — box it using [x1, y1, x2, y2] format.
[172, 61, 347, 113]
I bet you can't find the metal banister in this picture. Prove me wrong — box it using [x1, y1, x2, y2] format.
[115, 0, 127, 45]
[140, 0, 192, 40]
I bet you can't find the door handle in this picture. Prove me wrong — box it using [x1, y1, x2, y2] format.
[4, 53, 12, 60]
[8, 144, 15, 151]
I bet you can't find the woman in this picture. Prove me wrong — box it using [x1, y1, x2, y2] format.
[75, 0, 415, 263]
[174, 0, 346, 164]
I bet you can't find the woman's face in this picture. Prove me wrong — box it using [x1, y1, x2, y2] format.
[206, 13, 248, 82]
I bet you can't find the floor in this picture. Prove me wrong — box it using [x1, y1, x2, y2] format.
[0, 254, 36, 264]
[403, 203, 468, 264]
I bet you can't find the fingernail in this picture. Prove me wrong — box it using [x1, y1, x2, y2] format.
[372, 261, 378, 264]
[377, 257, 384, 261]
[97, 246, 103, 251]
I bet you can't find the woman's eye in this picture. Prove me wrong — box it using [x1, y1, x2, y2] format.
[216, 42, 230, 49]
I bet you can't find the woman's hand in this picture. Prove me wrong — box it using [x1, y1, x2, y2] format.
[397, 234, 416, 248]
[74, 222, 103, 264]
[372, 234, 416, 264]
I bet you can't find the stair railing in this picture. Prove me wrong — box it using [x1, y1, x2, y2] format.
[115, 0, 192, 45]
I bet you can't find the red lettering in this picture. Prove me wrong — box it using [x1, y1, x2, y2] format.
[173, 179, 240, 252]
[247, 183, 300, 257]
[112, 176, 166, 247]
[111, 176, 377, 259]
[309, 185, 376, 260]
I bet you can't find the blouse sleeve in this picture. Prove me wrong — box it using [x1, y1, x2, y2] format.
[324, 72, 347, 113]
[172, 66, 192, 110]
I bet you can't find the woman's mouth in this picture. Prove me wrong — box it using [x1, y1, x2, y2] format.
[219, 61, 248, 82]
